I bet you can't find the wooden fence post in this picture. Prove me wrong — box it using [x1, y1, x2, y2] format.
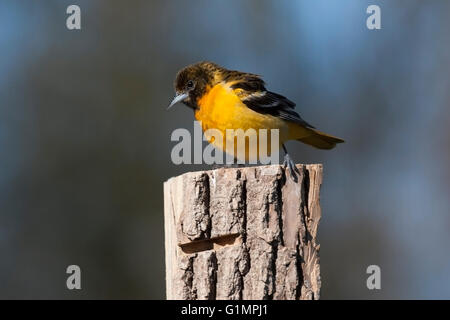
[163, 164, 322, 300]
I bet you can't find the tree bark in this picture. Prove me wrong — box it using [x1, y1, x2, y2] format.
[163, 164, 322, 300]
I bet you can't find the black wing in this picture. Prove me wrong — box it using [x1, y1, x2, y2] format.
[231, 78, 315, 129]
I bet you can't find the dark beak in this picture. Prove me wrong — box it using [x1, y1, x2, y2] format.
[167, 93, 188, 110]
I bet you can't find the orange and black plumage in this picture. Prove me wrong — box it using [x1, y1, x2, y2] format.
[168, 61, 344, 174]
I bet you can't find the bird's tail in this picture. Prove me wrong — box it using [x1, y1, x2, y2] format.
[297, 128, 345, 150]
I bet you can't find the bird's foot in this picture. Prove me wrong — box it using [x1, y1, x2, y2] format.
[283, 153, 300, 182]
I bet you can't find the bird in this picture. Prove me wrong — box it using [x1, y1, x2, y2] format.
[168, 61, 344, 180]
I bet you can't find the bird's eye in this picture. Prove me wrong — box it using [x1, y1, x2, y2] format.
[186, 80, 195, 90]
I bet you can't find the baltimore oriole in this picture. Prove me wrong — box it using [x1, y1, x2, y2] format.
[168, 61, 344, 177]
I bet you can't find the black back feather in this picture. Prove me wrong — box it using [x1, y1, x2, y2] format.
[231, 80, 315, 129]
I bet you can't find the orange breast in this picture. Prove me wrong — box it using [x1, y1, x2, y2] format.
[194, 83, 291, 162]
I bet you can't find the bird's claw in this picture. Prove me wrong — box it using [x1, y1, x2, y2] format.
[283, 153, 300, 182]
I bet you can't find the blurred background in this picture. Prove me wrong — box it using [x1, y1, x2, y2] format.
[0, 0, 449, 299]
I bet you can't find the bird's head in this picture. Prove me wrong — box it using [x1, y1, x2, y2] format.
[168, 61, 221, 110]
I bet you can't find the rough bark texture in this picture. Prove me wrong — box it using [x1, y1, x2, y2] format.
[164, 164, 322, 300]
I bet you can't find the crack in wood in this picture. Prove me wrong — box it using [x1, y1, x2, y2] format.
[179, 233, 242, 254]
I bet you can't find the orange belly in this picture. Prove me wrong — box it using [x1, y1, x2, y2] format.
[194, 82, 303, 162]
